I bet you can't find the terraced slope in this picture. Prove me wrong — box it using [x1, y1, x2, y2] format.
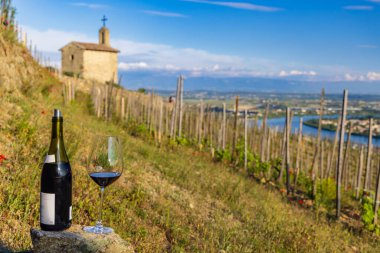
[0, 29, 379, 253]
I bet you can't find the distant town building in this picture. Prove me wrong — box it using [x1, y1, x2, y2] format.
[59, 16, 119, 83]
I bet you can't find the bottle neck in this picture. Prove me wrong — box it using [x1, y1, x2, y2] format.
[48, 118, 69, 163]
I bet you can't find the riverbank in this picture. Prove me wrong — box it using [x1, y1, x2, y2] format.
[259, 115, 380, 147]
[303, 118, 380, 139]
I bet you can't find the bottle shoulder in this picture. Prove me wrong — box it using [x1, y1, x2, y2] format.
[42, 163, 72, 177]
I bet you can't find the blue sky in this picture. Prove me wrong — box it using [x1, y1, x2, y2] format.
[13, 0, 380, 83]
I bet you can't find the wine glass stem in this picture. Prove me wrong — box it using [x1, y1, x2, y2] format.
[96, 187, 105, 229]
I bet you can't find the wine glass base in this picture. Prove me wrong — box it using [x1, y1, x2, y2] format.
[83, 226, 113, 234]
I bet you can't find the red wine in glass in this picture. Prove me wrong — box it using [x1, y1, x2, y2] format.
[83, 136, 123, 234]
[90, 172, 121, 187]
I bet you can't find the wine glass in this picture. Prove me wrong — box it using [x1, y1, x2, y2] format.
[83, 136, 124, 234]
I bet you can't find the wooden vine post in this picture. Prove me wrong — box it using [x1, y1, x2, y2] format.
[158, 100, 163, 144]
[336, 89, 348, 220]
[355, 146, 365, 199]
[106, 79, 114, 121]
[68, 81, 72, 102]
[178, 75, 184, 138]
[209, 109, 214, 157]
[364, 118, 373, 192]
[169, 103, 176, 139]
[342, 122, 353, 190]
[173, 77, 181, 136]
[170, 77, 181, 139]
[97, 88, 101, 118]
[285, 107, 291, 195]
[231, 96, 239, 162]
[146, 90, 152, 129]
[311, 89, 325, 199]
[222, 103, 226, 150]
[121, 97, 125, 119]
[266, 128, 271, 165]
[320, 140, 324, 179]
[374, 160, 380, 224]
[278, 119, 287, 183]
[326, 116, 341, 179]
[294, 117, 303, 191]
[244, 109, 248, 171]
[198, 100, 204, 146]
[261, 104, 269, 161]
[251, 116, 258, 154]
[62, 82, 67, 105]
[71, 80, 75, 101]
[104, 85, 108, 120]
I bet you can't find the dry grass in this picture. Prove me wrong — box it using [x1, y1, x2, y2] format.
[0, 88, 379, 252]
[0, 29, 380, 253]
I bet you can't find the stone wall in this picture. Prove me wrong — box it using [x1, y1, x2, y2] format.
[61, 44, 84, 77]
[83, 50, 118, 84]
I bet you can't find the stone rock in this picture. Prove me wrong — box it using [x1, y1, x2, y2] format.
[30, 225, 134, 253]
[0, 245, 12, 253]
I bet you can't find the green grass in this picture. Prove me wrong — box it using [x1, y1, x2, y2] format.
[0, 85, 379, 252]
[0, 28, 379, 253]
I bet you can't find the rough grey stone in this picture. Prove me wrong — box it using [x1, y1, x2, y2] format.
[30, 225, 134, 253]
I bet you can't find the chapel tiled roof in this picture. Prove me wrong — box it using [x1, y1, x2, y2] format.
[61, 41, 120, 53]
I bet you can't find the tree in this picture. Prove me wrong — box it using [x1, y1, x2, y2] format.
[137, 88, 146, 94]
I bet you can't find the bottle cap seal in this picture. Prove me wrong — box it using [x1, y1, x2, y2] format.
[53, 109, 62, 118]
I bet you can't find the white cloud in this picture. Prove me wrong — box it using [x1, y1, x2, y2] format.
[344, 5, 374, 10]
[367, 72, 380, 81]
[212, 64, 220, 71]
[22, 25, 93, 52]
[21, 25, 348, 81]
[344, 73, 365, 81]
[182, 0, 282, 12]
[279, 70, 317, 77]
[70, 2, 108, 9]
[112, 38, 246, 74]
[119, 62, 149, 70]
[141, 10, 188, 18]
[22, 25, 251, 76]
[344, 72, 380, 81]
[344, 74, 355, 81]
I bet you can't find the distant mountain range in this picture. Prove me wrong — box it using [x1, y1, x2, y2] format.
[119, 70, 380, 94]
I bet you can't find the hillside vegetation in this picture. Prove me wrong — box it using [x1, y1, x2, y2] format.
[0, 21, 380, 253]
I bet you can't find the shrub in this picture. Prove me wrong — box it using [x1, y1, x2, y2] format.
[269, 157, 282, 180]
[315, 178, 336, 211]
[137, 88, 146, 94]
[236, 138, 258, 170]
[296, 172, 313, 196]
[176, 136, 190, 146]
[125, 119, 150, 138]
[214, 148, 232, 163]
[361, 195, 380, 234]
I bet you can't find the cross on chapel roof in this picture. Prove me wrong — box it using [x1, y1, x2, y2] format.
[101, 15, 108, 27]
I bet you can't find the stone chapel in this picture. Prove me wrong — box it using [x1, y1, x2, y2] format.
[60, 17, 119, 83]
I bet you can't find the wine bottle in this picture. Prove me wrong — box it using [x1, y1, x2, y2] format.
[40, 109, 72, 231]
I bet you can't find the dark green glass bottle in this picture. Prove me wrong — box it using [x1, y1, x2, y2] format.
[40, 109, 72, 231]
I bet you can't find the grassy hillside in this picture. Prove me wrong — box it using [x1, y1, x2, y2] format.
[0, 24, 380, 253]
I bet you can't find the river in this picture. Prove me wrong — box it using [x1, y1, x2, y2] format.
[255, 115, 380, 147]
